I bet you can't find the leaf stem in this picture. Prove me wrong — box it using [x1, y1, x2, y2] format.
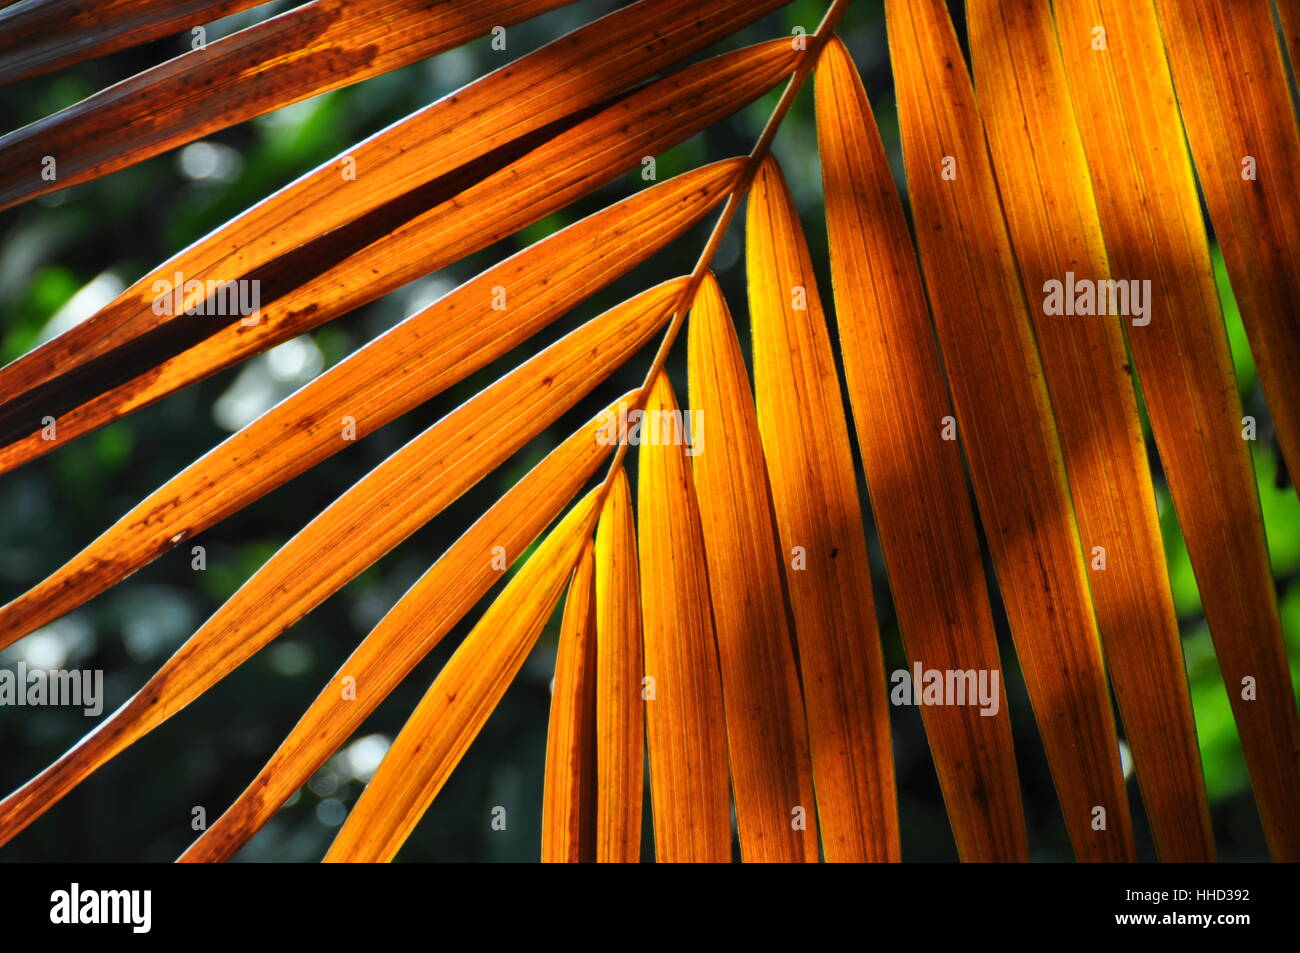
[583, 0, 850, 526]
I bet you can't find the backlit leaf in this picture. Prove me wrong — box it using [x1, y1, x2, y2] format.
[748, 155, 898, 862]
[815, 36, 1027, 862]
[1056, 0, 1300, 860]
[637, 370, 732, 863]
[542, 542, 598, 863]
[0, 0, 581, 205]
[593, 467, 644, 863]
[0, 36, 796, 431]
[888, 0, 1132, 860]
[0, 282, 676, 845]
[968, 0, 1210, 861]
[687, 272, 818, 863]
[1156, 0, 1300, 489]
[179, 402, 621, 862]
[324, 490, 600, 862]
[0, 0, 266, 84]
[0, 163, 736, 643]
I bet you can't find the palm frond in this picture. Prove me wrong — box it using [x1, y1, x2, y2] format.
[1156, 0, 1300, 490]
[323, 490, 600, 863]
[542, 540, 598, 863]
[591, 468, 645, 863]
[179, 402, 623, 862]
[637, 370, 732, 863]
[748, 155, 899, 861]
[815, 35, 1027, 862]
[688, 272, 819, 862]
[1, 0, 1296, 866]
[967, 0, 1211, 861]
[1055, 0, 1300, 860]
[0, 0, 582, 208]
[0, 163, 736, 640]
[888, 0, 1132, 861]
[0, 0, 266, 84]
[0, 276, 679, 843]
[0, 39, 793, 458]
[0, 0, 748, 397]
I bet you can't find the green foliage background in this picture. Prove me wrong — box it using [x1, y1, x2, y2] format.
[0, 0, 1295, 861]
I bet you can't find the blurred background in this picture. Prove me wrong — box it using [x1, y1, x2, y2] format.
[0, 0, 1296, 862]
